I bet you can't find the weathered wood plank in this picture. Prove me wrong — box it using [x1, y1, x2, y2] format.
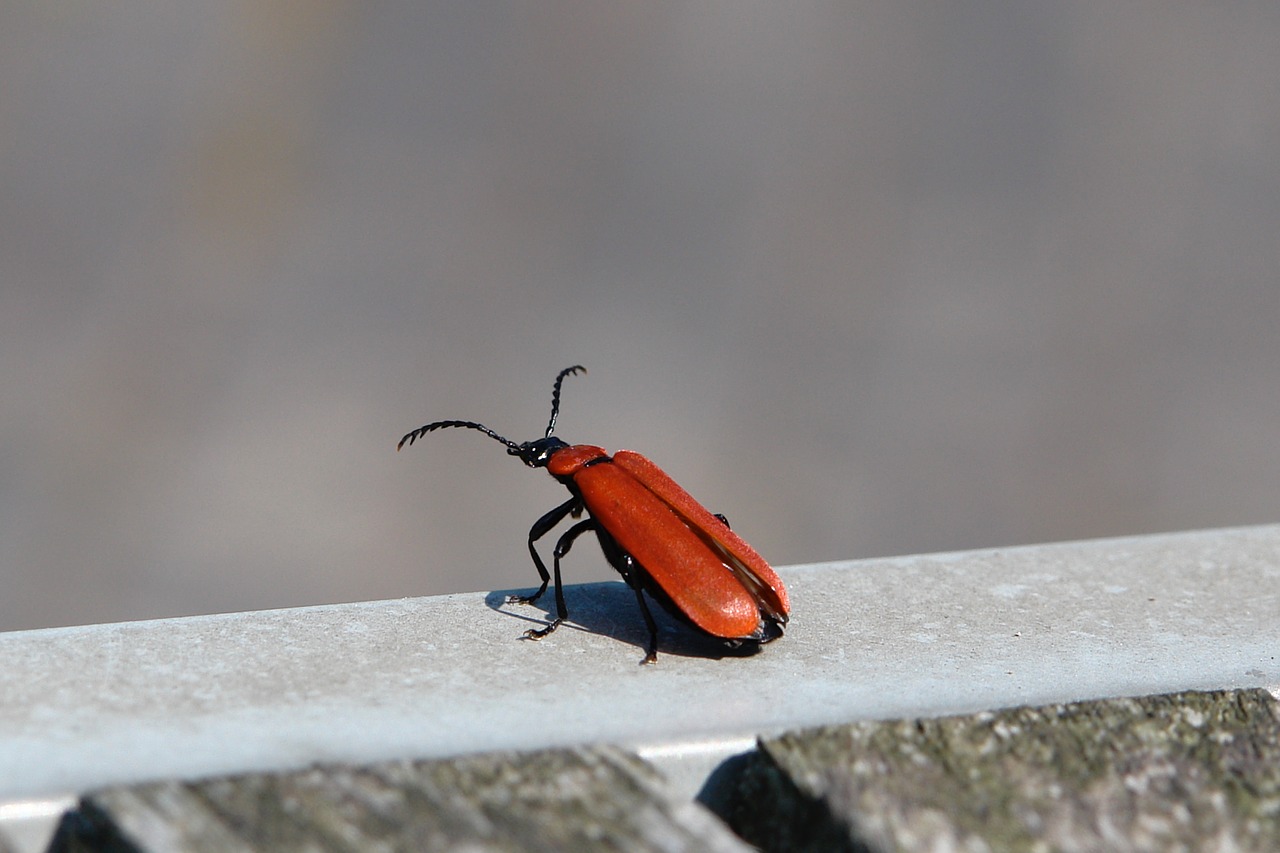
[49, 745, 749, 853]
[719, 688, 1280, 853]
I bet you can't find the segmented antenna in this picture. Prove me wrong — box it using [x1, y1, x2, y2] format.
[544, 365, 586, 438]
[398, 366, 586, 452]
[397, 420, 519, 452]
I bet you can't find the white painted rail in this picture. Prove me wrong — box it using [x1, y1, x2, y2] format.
[2, 525, 1278, 850]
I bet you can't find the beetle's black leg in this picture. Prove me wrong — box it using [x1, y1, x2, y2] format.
[714, 513, 730, 529]
[629, 574, 660, 665]
[595, 530, 661, 664]
[508, 497, 580, 606]
[523, 518, 595, 641]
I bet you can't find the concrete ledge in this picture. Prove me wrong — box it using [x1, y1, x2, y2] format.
[2, 525, 1278, 845]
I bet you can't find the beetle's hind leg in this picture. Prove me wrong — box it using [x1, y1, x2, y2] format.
[522, 517, 595, 642]
[508, 497, 580, 606]
[629, 571, 661, 665]
[595, 532, 661, 664]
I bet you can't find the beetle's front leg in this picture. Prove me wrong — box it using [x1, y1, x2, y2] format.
[507, 497, 581, 606]
[523, 517, 596, 642]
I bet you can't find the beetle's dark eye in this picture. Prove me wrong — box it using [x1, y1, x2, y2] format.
[511, 437, 566, 468]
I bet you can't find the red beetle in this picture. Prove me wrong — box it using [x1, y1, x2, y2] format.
[398, 365, 789, 663]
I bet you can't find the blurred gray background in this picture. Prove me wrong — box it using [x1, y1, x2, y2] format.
[2, 3, 1277, 632]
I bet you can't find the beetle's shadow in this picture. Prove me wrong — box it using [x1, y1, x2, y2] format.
[483, 582, 768, 663]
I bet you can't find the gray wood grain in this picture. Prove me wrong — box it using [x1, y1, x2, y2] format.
[720, 688, 1280, 852]
[49, 745, 749, 853]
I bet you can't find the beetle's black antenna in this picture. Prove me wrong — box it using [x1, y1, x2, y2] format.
[543, 365, 586, 438]
[398, 366, 585, 452]
[398, 420, 520, 452]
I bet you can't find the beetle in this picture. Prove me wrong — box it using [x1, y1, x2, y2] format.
[398, 365, 789, 663]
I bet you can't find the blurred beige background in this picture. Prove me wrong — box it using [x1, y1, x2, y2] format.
[2, 3, 1277, 632]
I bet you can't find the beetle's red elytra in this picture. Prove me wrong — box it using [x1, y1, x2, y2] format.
[398, 366, 789, 664]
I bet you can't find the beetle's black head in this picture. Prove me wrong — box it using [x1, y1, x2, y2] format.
[508, 436, 569, 468]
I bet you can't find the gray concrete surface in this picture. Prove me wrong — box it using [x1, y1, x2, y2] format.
[2, 525, 1276, 846]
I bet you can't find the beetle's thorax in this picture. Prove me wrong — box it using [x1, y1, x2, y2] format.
[544, 444, 610, 478]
